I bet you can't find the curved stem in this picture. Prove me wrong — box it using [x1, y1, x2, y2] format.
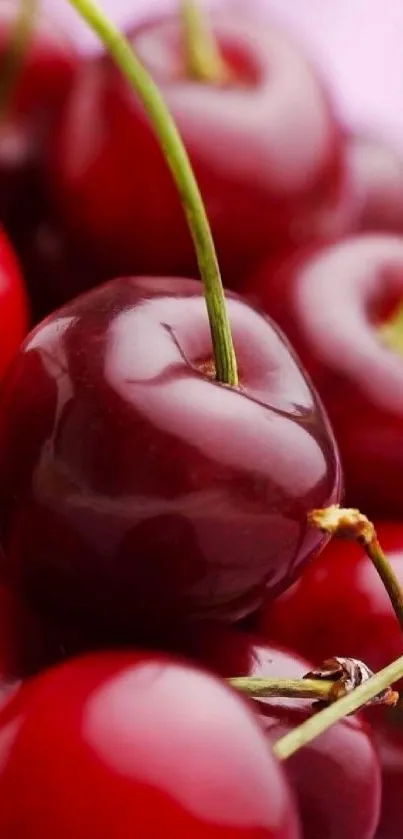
[0, 0, 37, 121]
[66, 0, 238, 387]
[229, 676, 335, 701]
[273, 654, 403, 760]
[181, 0, 229, 84]
[309, 506, 403, 634]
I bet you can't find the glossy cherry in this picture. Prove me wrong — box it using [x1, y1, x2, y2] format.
[0, 276, 340, 673]
[265, 521, 403, 685]
[48, 10, 344, 285]
[0, 4, 77, 226]
[177, 624, 381, 839]
[0, 649, 300, 838]
[346, 133, 403, 234]
[246, 233, 403, 515]
[0, 224, 28, 379]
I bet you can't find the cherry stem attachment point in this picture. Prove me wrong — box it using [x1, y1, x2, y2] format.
[228, 676, 335, 701]
[181, 0, 230, 84]
[66, 0, 238, 387]
[309, 505, 403, 635]
[273, 654, 403, 761]
[0, 0, 37, 121]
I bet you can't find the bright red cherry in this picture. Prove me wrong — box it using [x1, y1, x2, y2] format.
[0, 276, 340, 674]
[0, 224, 28, 379]
[246, 233, 403, 515]
[0, 649, 300, 839]
[346, 133, 403, 234]
[48, 11, 344, 285]
[0, 4, 77, 225]
[177, 625, 381, 839]
[264, 521, 403, 685]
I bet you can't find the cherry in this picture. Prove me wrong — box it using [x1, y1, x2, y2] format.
[0, 3, 77, 226]
[48, 10, 344, 285]
[264, 521, 403, 685]
[0, 275, 341, 674]
[177, 624, 381, 839]
[0, 224, 28, 379]
[369, 711, 403, 839]
[245, 233, 403, 515]
[0, 649, 300, 839]
[346, 133, 403, 234]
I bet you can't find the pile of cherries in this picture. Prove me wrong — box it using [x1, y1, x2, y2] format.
[0, 1, 402, 837]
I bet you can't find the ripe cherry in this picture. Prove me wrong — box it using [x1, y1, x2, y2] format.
[370, 710, 403, 839]
[0, 224, 28, 379]
[0, 649, 300, 838]
[48, 10, 343, 285]
[0, 3, 77, 226]
[245, 233, 403, 515]
[346, 133, 403, 234]
[0, 276, 340, 674]
[264, 521, 403, 685]
[177, 624, 381, 839]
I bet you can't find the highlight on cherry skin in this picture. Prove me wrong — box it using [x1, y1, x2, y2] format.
[175, 622, 382, 839]
[0, 650, 301, 839]
[0, 275, 341, 675]
[264, 521, 403, 688]
[48, 9, 344, 286]
[244, 233, 403, 517]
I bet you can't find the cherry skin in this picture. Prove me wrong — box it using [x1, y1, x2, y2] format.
[0, 276, 340, 674]
[0, 4, 77, 226]
[48, 11, 343, 286]
[0, 650, 301, 839]
[264, 521, 403, 684]
[346, 133, 403, 234]
[245, 233, 403, 515]
[176, 624, 381, 839]
[369, 710, 403, 839]
[0, 224, 28, 379]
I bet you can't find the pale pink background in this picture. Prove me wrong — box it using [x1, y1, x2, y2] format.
[47, 0, 403, 153]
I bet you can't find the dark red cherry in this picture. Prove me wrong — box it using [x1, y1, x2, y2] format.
[245, 233, 403, 515]
[0, 276, 340, 674]
[178, 624, 381, 839]
[0, 649, 300, 839]
[0, 3, 77, 226]
[264, 521, 403, 684]
[0, 224, 28, 379]
[48, 11, 343, 286]
[370, 711, 403, 839]
[346, 133, 403, 233]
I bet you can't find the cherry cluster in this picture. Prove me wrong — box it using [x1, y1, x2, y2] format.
[0, 1, 401, 837]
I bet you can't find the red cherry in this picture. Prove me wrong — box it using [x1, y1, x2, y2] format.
[370, 713, 403, 839]
[0, 650, 300, 839]
[245, 233, 403, 515]
[48, 11, 343, 286]
[0, 276, 340, 674]
[0, 4, 77, 225]
[0, 224, 28, 379]
[178, 624, 381, 839]
[346, 133, 403, 234]
[264, 521, 403, 682]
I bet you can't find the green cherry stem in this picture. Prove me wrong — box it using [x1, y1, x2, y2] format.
[309, 505, 403, 635]
[181, 0, 230, 84]
[229, 677, 335, 701]
[0, 0, 37, 120]
[66, 0, 238, 387]
[273, 654, 403, 761]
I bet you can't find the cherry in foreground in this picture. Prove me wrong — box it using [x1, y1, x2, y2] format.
[0, 276, 340, 672]
[49, 10, 343, 284]
[179, 624, 381, 839]
[0, 650, 300, 838]
[245, 233, 403, 516]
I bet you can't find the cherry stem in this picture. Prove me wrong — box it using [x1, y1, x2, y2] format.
[273, 654, 403, 760]
[66, 0, 238, 387]
[229, 676, 335, 701]
[309, 505, 403, 635]
[180, 0, 229, 84]
[0, 0, 37, 121]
